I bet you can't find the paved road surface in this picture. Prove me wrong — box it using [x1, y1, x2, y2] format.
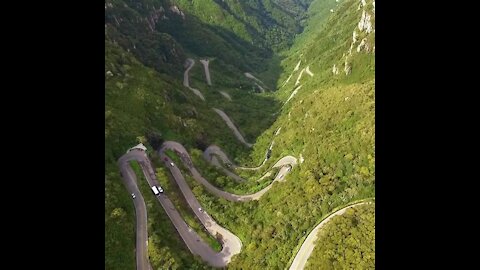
[305, 66, 314, 77]
[209, 155, 245, 182]
[119, 145, 372, 269]
[199, 59, 212, 86]
[118, 57, 372, 267]
[212, 108, 253, 148]
[244, 72, 268, 91]
[118, 151, 152, 270]
[281, 74, 293, 88]
[281, 60, 301, 88]
[285, 85, 302, 105]
[160, 141, 296, 202]
[244, 72, 266, 85]
[119, 149, 242, 268]
[293, 60, 302, 72]
[203, 127, 280, 172]
[288, 201, 374, 270]
[219, 91, 232, 101]
[254, 82, 265, 93]
[204, 143, 294, 172]
[295, 68, 305, 86]
[183, 58, 206, 101]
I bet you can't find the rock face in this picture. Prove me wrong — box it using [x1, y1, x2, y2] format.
[357, 38, 368, 52]
[170, 5, 185, 19]
[333, 0, 375, 76]
[146, 7, 166, 31]
[344, 60, 351, 75]
[332, 64, 339, 75]
[358, 10, 373, 34]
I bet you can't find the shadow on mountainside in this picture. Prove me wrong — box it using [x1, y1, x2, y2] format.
[106, 2, 287, 161]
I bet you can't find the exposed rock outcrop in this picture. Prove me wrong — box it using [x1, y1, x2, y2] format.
[332, 64, 339, 75]
[358, 10, 373, 34]
[170, 5, 185, 19]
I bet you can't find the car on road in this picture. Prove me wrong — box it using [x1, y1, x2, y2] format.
[170, 162, 175, 167]
[198, 208, 203, 212]
[131, 193, 136, 199]
[158, 186, 164, 193]
[278, 174, 284, 179]
[151, 186, 161, 195]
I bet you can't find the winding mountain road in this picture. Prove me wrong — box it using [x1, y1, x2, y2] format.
[285, 85, 303, 105]
[183, 58, 206, 101]
[118, 152, 151, 270]
[305, 65, 314, 77]
[254, 82, 266, 93]
[119, 136, 297, 268]
[199, 59, 212, 86]
[119, 149, 242, 269]
[295, 68, 305, 86]
[160, 141, 296, 202]
[212, 108, 253, 148]
[117, 58, 373, 269]
[244, 72, 268, 92]
[203, 138, 290, 173]
[219, 91, 232, 101]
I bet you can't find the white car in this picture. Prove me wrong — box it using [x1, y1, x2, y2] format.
[198, 208, 203, 212]
[131, 193, 136, 199]
[151, 186, 160, 195]
[170, 162, 175, 167]
[158, 186, 164, 193]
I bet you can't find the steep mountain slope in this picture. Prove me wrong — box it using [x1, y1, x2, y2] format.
[222, 0, 375, 268]
[105, 39, 282, 269]
[105, 1, 312, 269]
[105, 0, 374, 269]
[105, 0, 312, 85]
[305, 203, 375, 269]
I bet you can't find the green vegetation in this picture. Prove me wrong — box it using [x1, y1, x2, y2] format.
[104, 37, 279, 269]
[151, 161, 222, 252]
[105, 163, 136, 270]
[106, 0, 375, 268]
[305, 203, 375, 269]
[189, 148, 281, 194]
[128, 161, 210, 269]
[171, 0, 310, 51]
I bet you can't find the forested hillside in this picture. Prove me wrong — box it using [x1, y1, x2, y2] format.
[105, 0, 375, 269]
[305, 203, 375, 269]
